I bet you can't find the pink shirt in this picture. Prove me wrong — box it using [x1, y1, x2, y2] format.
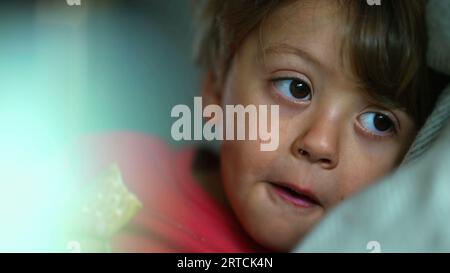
[76, 132, 267, 252]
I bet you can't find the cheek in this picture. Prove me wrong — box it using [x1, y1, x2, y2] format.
[219, 136, 284, 216]
[220, 139, 276, 191]
[218, 108, 293, 190]
[337, 141, 403, 200]
[219, 62, 284, 190]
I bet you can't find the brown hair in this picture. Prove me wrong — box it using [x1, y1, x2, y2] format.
[193, 0, 444, 128]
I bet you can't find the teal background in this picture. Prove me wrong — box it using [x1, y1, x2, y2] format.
[0, 0, 201, 251]
[0, 0, 200, 144]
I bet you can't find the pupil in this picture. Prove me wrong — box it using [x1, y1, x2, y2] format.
[374, 114, 392, 131]
[290, 80, 310, 99]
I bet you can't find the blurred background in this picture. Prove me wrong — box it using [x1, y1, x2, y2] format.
[0, 0, 199, 251]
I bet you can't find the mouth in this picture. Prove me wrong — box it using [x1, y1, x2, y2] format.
[268, 182, 322, 208]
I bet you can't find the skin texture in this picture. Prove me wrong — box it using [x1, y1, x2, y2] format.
[200, 0, 417, 251]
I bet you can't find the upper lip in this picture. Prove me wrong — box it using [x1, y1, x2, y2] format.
[269, 181, 322, 207]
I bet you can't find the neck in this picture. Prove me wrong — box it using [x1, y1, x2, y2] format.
[192, 148, 230, 209]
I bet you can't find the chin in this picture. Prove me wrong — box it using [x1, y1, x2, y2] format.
[248, 222, 305, 252]
[237, 208, 308, 252]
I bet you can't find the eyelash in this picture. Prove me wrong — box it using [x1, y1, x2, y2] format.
[355, 111, 399, 140]
[269, 75, 313, 105]
[267, 73, 400, 140]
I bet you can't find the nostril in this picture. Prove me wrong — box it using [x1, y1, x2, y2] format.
[319, 158, 332, 166]
[299, 149, 309, 157]
[297, 148, 336, 168]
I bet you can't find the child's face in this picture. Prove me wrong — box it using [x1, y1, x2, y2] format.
[205, 0, 416, 251]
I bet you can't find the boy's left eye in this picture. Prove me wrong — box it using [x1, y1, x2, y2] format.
[358, 112, 396, 136]
[272, 78, 312, 102]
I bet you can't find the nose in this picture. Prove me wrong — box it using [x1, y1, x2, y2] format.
[292, 113, 340, 170]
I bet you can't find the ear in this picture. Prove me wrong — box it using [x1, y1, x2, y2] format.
[201, 71, 222, 107]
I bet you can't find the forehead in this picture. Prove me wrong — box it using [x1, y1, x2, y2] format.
[259, 0, 350, 77]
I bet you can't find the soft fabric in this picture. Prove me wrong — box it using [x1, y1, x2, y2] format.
[426, 0, 450, 76]
[402, 85, 450, 163]
[73, 132, 266, 252]
[293, 0, 450, 252]
[403, 0, 450, 164]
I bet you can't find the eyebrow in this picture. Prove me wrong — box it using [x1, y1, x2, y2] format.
[262, 43, 325, 69]
[263, 43, 406, 111]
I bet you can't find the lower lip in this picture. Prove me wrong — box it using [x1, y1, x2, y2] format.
[269, 183, 317, 209]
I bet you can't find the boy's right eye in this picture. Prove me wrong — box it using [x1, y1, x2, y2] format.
[272, 78, 312, 102]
